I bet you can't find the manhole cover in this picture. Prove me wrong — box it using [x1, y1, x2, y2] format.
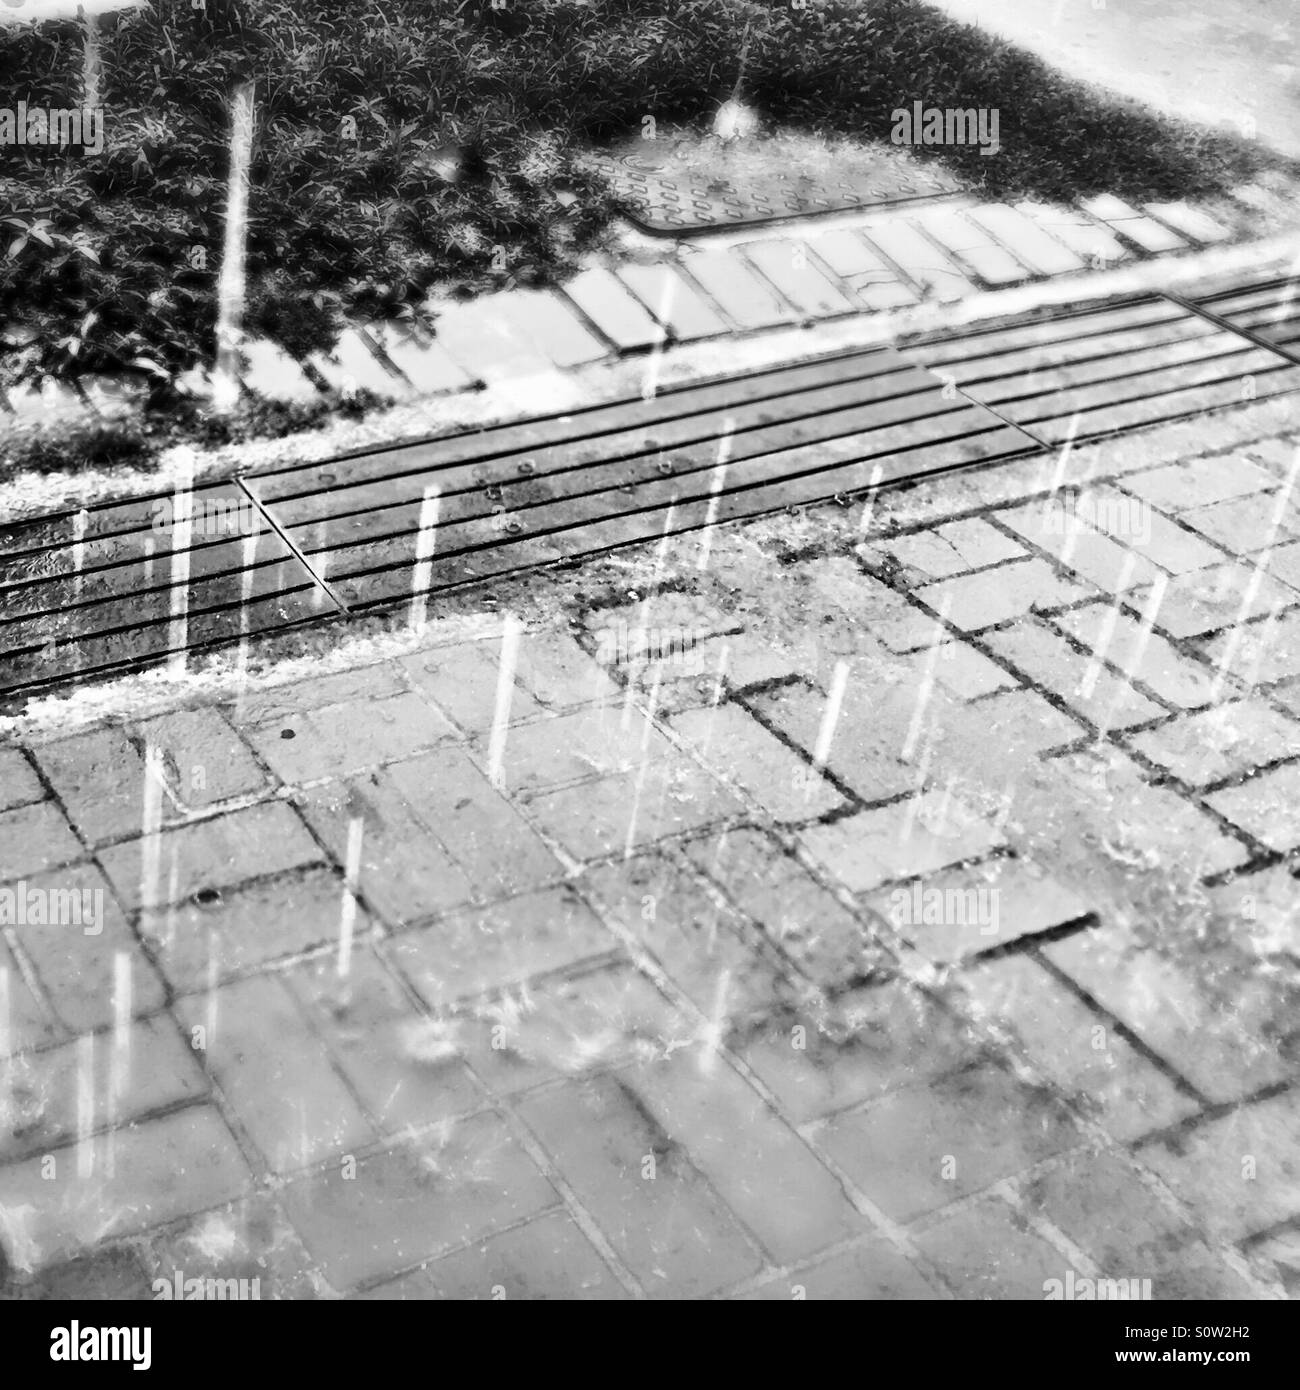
[581, 138, 964, 235]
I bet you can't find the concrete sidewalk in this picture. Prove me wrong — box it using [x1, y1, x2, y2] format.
[1, 392, 1297, 1300]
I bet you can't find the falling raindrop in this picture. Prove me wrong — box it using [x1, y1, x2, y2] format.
[337, 816, 364, 981]
[409, 484, 442, 631]
[487, 615, 522, 789]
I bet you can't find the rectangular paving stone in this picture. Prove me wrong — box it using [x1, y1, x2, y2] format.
[669, 704, 843, 822]
[134, 707, 268, 812]
[1018, 1148, 1259, 1298]
[974, 686, 1089, 754]
[279, 1112, 556, 1290]
[225, 663, 407, 726]
[513, 629, 622, 709]
[245, 690, 458, 784]
[1124, 453, 1279, 512]
[995, 501, 1163, 592]
[0, 748, 44, 812]
[679, 248, 799, 330]
[683, 826, 881, 988]
[284, 949, 484, 1134]
[363, 322, 477, 396]
[741, 239, 859, 319]
[1183, 491, 1299, 555]
[137, 864, 359, 994]
[1143, 201, 1232, 245]
[11, 862, 167, 1032]
[0, 1105, 252, 1269]
[1053, 603, 1221, 708]
[874, 517, 1025, 580]
[1159, 562, 1299, 641]
[388, 885, 618, 1006]
[33, 725, 160, 846]
[561, 267, 667, 351]
[1205, 759, 1300, 853]
[0, 1015, 206, 1164]
[961, 953, 1198, 1143]
[1015, 201, 1130, 269]
[361, 1209, 624, 1300]
[613, 262, 730, 341]
[492, 287, 610, 369]
[1079, 486, 1226, 573]
[1044, 923, 1292, 1104]
[803, 790, 1002, 896]
[807, 230, 918, 310]
[1081, 193, 1186, 254]
[1126, 701, 1299, 787]
[983, 620, 1166, 730]
[1138, 1091, 1300, 1244]
[0, 801, 83, 881]
[175, 973, 373, 1175]
[400, 642, 544, 736]
[427, 295, 556, 384]
[911, 206, 1032, 287]
[964, 203, 1087, 276]
[860, 219, 973, 301]
[735, 981, 985, 1126]
[911, 1197, 1065, 1299]
[517, 1073, 764, 1298]
[817, 1063, 1079, 1221]
[0, 938, 59, 1058]
[385, 748, 563, 899]
[917, 558, 1092, 631]
[626, 1042, 866, 1265]
[237, 338, 321, 403]
[741, 1237, 943, 1299]
[97, 801, 323, 912]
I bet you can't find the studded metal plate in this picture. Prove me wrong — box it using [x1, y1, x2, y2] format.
[581, 148, 964, 235]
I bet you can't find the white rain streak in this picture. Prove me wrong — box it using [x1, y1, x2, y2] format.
[1098, 572, 1169, 741]
[76, 1031, 95, 1180]
[696, 417, 735, 573]
[409, 483, 442, 630]
[1080, 551, 1140, 702]
[167, 457, 195, 677]
[810, 660, 850, 792]
[697, 967, 731, 1077]
[856, 463, 886, 535]
[487, 615, 522, 789]
[105, 950, 131, 1178]
[138, 742, 167, 941]
[213, 81, 256, 413]
[337, 815, 364, 980]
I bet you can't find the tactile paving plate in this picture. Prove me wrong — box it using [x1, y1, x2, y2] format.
[582, 149, 963, 235]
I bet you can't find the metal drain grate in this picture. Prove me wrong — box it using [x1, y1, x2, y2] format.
[581, 150, 963, 236]
[896, 293, 1300, 446]
[1181, 272, 1300, 358]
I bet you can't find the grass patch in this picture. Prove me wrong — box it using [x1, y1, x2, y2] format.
[1, 0, 1280, 405]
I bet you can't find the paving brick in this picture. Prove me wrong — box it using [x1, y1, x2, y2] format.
[1126, 701, 1299, 787]
[1, 1016, 205, 1163]
[1251, 1226, 1300, 1299]
[627, 631, 796, 706]
[683, 827, 882, 987]
[582, 853, 797, 1022]
[911, 1197, 1065, 1299]
[388, 886, 617, 1007]
[364, 321, 476, 396]
[1183, 491, 1298, 556]
[678, 249, 797, 330]
[279, 1113, 556, 1290]
[964, 203, 1087, 276]
[561, 267, 666, 352]
[735, 981, 986, 1125]
[873, 518, 1025, 581]
[1081, 486, 1226, 573]
[1016, 201, 1129, 269]
[246, 690, 457, 784]
[1206, 865, 1300, 963]
[526, 756, 742, 860]
[806, 555, 946, 652]
[740, 1236, 943, 1299]
[973, 686, 1088, 754]
[960, 953, 1198, 1143]
[362, 1209, 624, 1300]
[226, 664, 406, 726]
[296, 773, 475, 927]
[613, 262, 729, 341]
[669, 704, 842, 822]
[0, 939, 59, 1058]
[143, 1193, 321, 1301]
[518, 1072, 763, 1297]
[860, 220, 972, 301]
[0, 748, 43, 812]
[919, 640, 1020, 701]
[806, 229, 917, 311]
[1139, 1091, 1300, 1244]
[1124, 453, 1279, 512]
[284, 949, 483, 1133]
[0, 801, 83, 881]
[494, 287, 609, 368]
[1199, 602, 1300, 681]
[995, 502, 1163, 593]
[5, 1245, 155, 1301]
[917, 558, 1091, 631]
[1160, 562, 1298, 641]
[912, 206, 1033, 286]
[803, 790, 1002, 895]
[33, 725, 159, 846]
[513, 628, 621, 709]
[97, 801, 322, 912]
[1053, 603, 1220, 709]
[1205, 759, 1300, 852]
[11, 863, 166, 1032]
[425, 295, 554, 384]
[818, 1064, 1079, 1221]
[1265, 539, 1300, 594]
[138, 865, 356, 994]
[308, 326, 407, 398]
[1080, 194, 1185, 254]
[483, 703, 673, 796]
[381, 746, 562, 894]
[741, 238, 858, 318]
[1044, 924, 1292, 1104]
[134, 708, 267, 812]
[0, 1106, 252, 1270]
[1143, 201, 1233, 245]
[1019, 1149, 1259, 1298]
[626, 1043, 865, 1264]
[175, 973, 372, 1174]
[236, 338, 320, 403]
[868, 855, 1092, 963]
[400, 641, 543, 736]
[984, 620, 1165, 730]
